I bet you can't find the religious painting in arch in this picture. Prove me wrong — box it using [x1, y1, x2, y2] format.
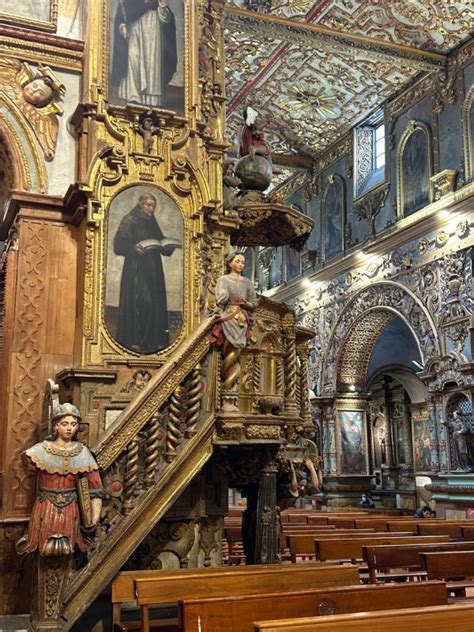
[109, 0, 185, 114]
[401, 125, 431, 217]
[104, 185, 184, 354]
[463, 85, 474, 183]
[413, 415, 431, 472]
[323, 175, 344, 261]
[338, 409, 367, 475]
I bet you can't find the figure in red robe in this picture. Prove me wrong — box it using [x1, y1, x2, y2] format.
[17, 404, 104, 557]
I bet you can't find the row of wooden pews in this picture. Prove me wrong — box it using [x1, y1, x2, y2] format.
[112, 508, 474, 631]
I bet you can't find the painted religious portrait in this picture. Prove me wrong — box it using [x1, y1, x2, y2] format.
[285, 244, 301, 281]
[413, 418, 431, 471]
[323, 177, 344, 260]
[105, 185, 184, 354]
[0, 0, 52, 25]
[402, 127, 431, 216]
[109, 0, 184, 114]
[338, 410, 366, 475]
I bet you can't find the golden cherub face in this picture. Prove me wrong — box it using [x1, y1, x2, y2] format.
[23, 78, 53, 107]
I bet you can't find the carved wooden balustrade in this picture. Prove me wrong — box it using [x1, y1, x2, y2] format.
[61, 317, 217, 627]
[49, 301, 313, 630]
[214, 296, 314, 445]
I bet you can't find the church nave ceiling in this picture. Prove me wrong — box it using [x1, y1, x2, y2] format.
[224, 1, 473, 162]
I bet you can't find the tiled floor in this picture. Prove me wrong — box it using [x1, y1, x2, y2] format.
[0, 615, 30, 631]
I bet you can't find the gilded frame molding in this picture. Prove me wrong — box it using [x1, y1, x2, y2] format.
[396, 120, 433, 219]
[101, 0, 191, 118]
[0, 0, 58, 33]
[335, 405, 369, 477]
[80, 141, 209, 367]
[462, 85, 473, 184]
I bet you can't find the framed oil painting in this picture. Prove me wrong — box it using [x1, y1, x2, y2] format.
[413, 417, 431, 472]
[0, 0, 57, 31]
[109, 0, 185, 114]
[399, 122, 432, 217]
[105, 184, 184, 354]
[338, 409, 367, 475]
[323, 175, 344, 261]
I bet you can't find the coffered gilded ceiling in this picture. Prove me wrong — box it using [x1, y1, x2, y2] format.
[224, 1, 473, 159]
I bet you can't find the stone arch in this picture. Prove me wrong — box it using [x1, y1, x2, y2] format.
[321, 281, 440, 394]
[463, 84, 473, 182]
[0, 97, 47, 194]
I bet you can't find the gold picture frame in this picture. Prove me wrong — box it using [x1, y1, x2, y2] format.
[0, 0, 58, 33]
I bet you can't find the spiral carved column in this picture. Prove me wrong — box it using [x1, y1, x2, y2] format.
[123, 437, 139, 515]
[185, 365, 202, 438]
[276, 358, 284, 396]
[284, 324, 298, 416]
[297, 343, 312, 429]
[166, 386, 184, 462]
[144, 412, 161, 488]
[221, 339, 241, 411]
[252, 354, 262, 413]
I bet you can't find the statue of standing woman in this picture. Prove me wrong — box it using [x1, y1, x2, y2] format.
[17, 404, 104, 557]
[211, 252, 258, 412]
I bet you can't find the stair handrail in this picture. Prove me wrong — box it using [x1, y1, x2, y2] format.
[93, 316, 215, 469]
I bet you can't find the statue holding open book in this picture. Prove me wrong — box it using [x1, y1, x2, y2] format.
[16, 404, 104, 557]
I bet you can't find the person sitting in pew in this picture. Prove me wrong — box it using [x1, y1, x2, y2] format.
[359, 494, 375, 509]
[413, 506, 434, 518]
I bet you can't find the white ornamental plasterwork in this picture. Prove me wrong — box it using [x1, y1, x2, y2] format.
[425, 353, 474, 392]
[226, 0, 317, 20]
[315, 1, 472, 53]
[226, 39, 421, 156]
[224, 28, 283, 99]
[320, 281, 441, 394]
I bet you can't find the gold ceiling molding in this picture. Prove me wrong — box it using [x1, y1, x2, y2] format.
[0, 25, 83, 71]
[336, 309, 395, 391]
[224, 7, 446, 69]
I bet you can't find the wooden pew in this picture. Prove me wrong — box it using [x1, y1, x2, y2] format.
[315, 535, 450, 562]
[136, 564, 360, 632]
[420, 550, 474, 596]
[387, 519, 473, 534]
[462, 525, 474, 540]
[179, 581, 448, 632]
[363, 541, 474, 583]
[253, 603, 474, 631]
[287, 532, 407, 561]
[417, 522, 465, 539]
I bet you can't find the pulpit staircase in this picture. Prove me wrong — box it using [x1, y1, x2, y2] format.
[62, 317, 217, 628]
[50, 295, 314, 630]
